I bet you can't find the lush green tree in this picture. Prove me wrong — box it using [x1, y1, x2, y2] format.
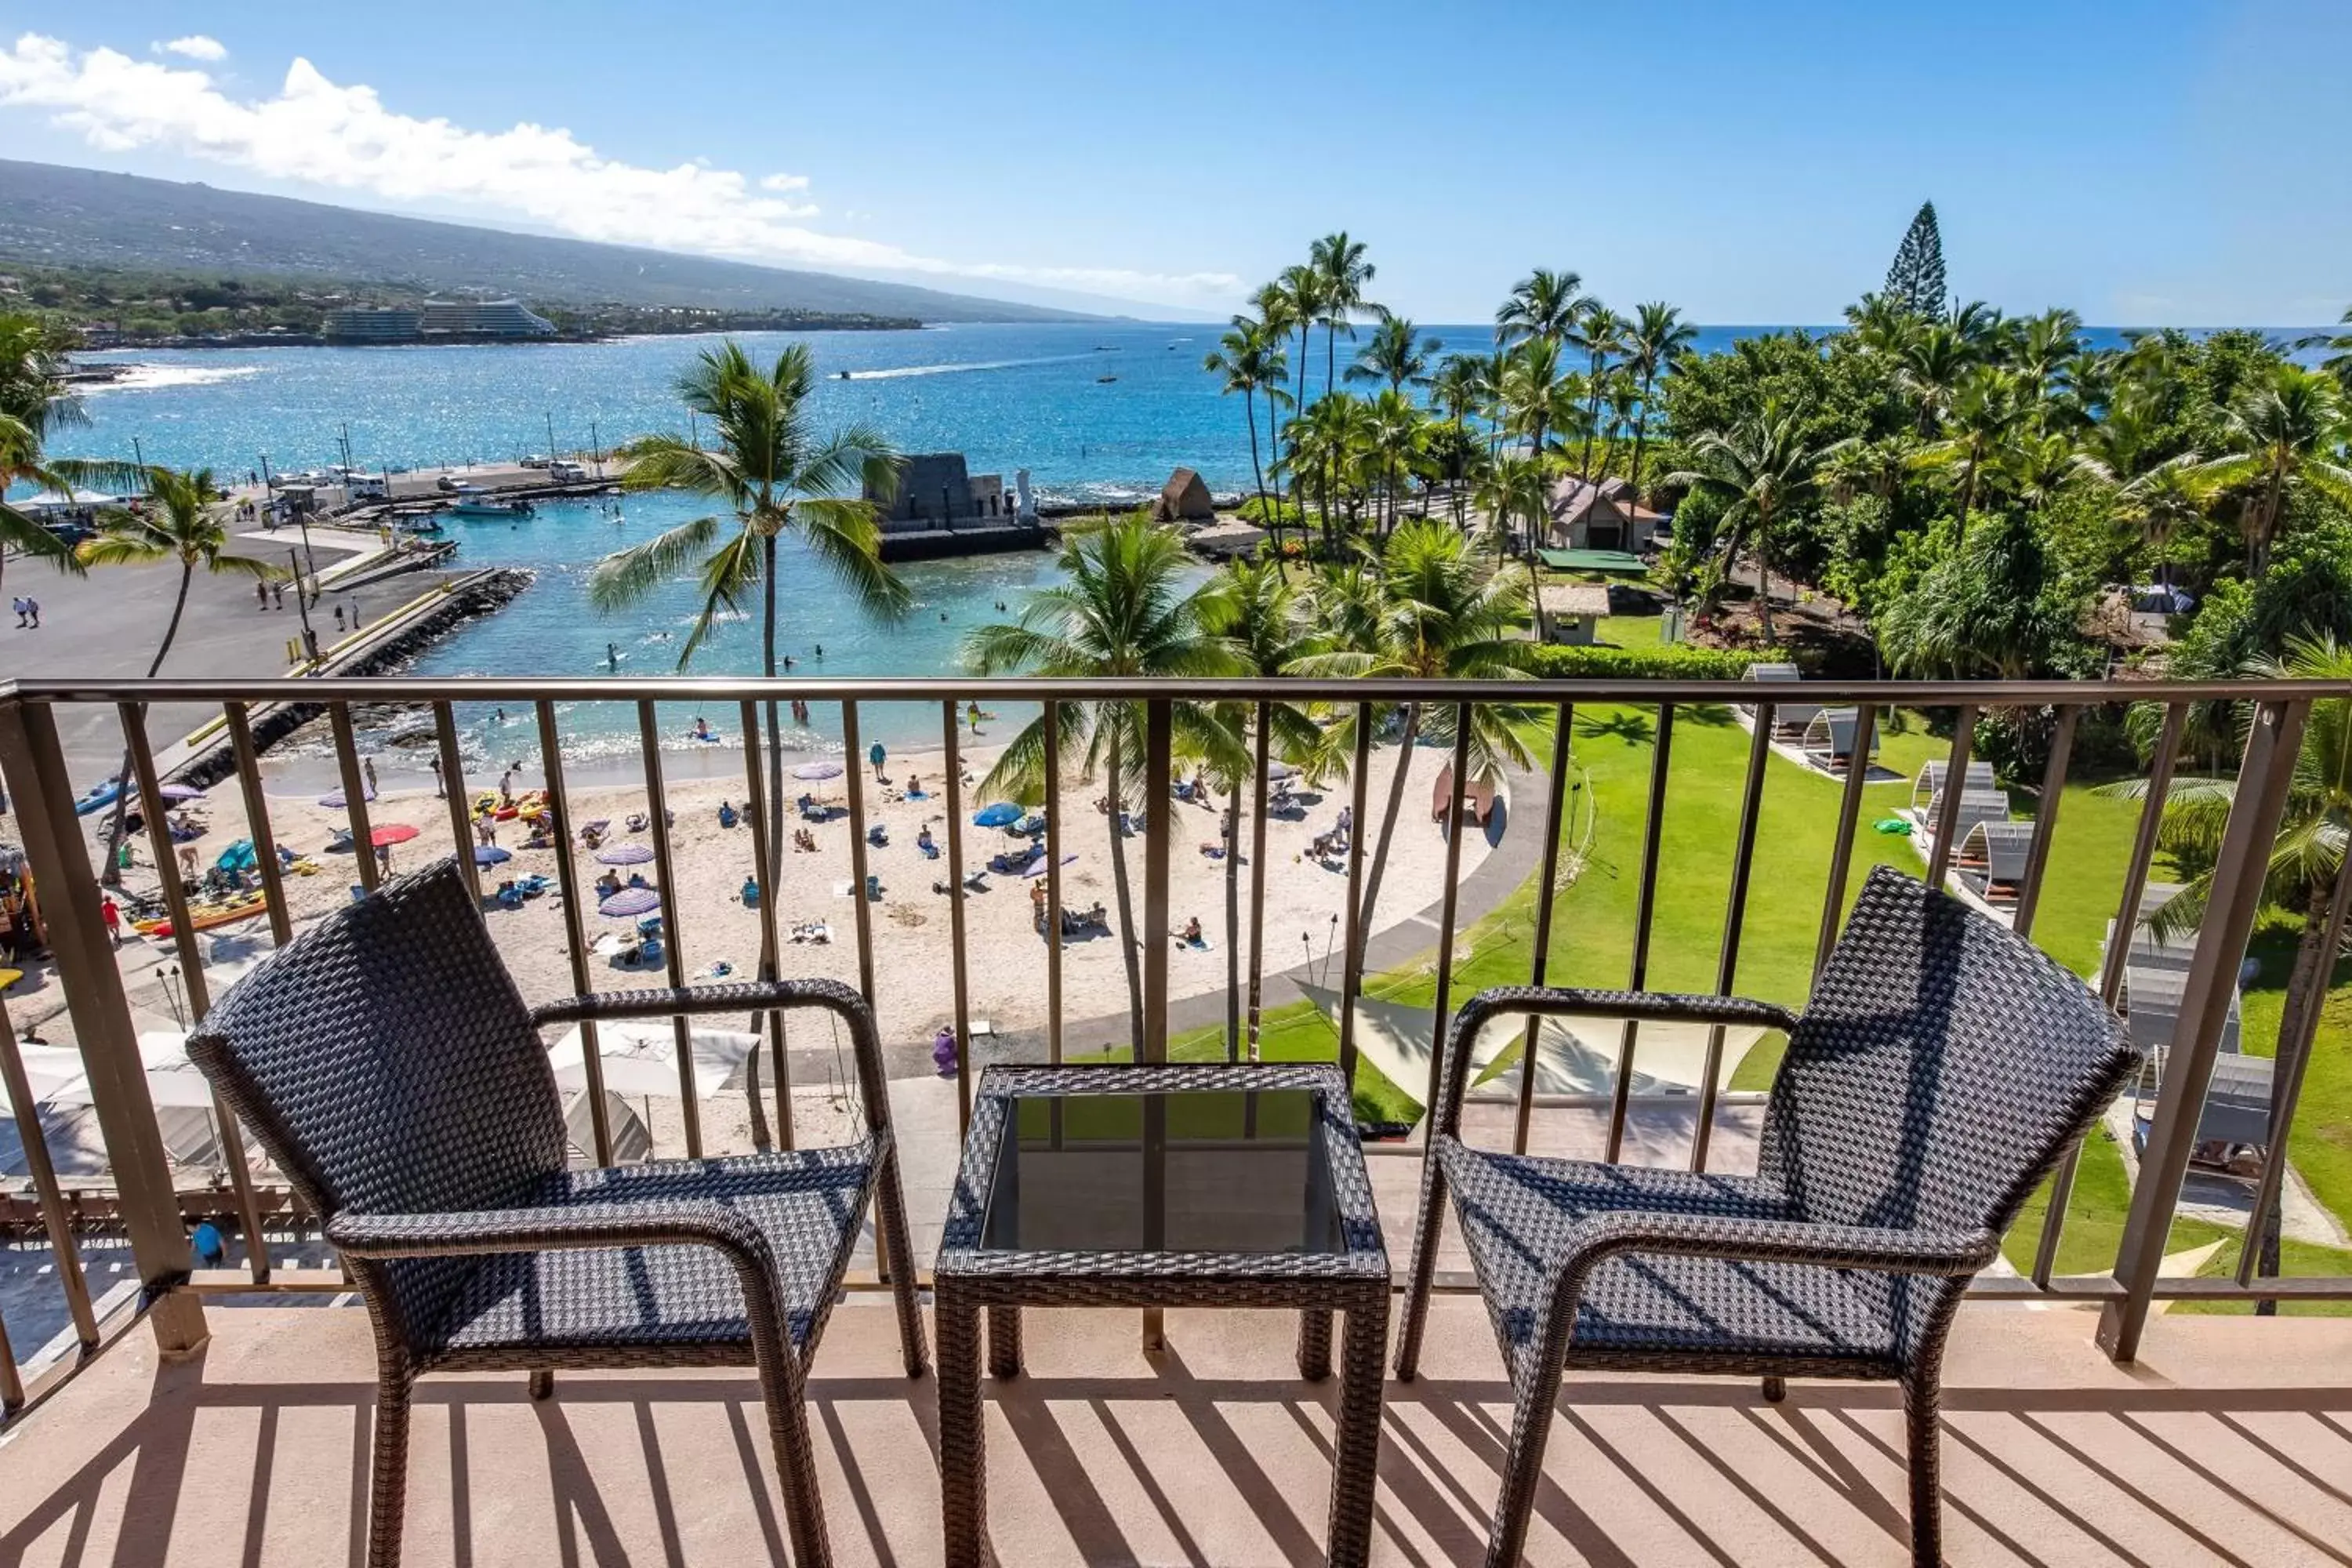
[593, 342, 907, 878]
[1621, 301, 1697, 502]
[1910, 365, 2024, 539]
[1882, 201, 1949, 316]
[1363, 387, 1428, 535]
[2184, 362, 2352, 575]
[81, 466, 280, 880]
[964, 517, 1245, 1047]
[1662, 402, 1851, 644]
[1309, 232, 1375, 401]
[1875, 510, 2092, 681]
[1276, 264, 1327, 507]
[1843, 292, 1926, 356]
[1568, 300, 1628, 478]
[1290, 520, 1539, 967]
[1896, 321, 1978, 433]
[1495, 268, 1586, 349]
[0, 314, 129, 605]
[1475, 451, 1549, 566]
[1345, 310, 1441, 397]
[1203, 320, 1290, 541]
[2299, 306, 2352, 391]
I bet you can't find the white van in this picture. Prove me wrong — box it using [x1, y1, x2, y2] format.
[547, 460, 587, 484]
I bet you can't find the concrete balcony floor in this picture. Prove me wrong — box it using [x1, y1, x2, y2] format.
[5, 1298, 2350, 1566]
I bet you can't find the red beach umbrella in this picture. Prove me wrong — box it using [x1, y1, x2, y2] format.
[370, 823, 422, 848]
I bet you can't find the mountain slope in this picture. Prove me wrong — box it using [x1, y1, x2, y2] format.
[0, 160, 1101, 323]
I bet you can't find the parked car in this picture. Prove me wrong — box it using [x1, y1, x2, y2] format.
[519, 454, 552, 470]
[547, 460, 586, 484]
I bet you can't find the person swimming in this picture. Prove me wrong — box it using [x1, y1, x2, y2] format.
[691, 715, 713, 741]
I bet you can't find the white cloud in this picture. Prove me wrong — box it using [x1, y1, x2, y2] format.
[0, 33, 1240, 305]
[155, 35, 226, 62]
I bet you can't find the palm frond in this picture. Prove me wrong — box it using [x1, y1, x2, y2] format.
[795, 499, 912, 622]
[587, 516, 724, 613]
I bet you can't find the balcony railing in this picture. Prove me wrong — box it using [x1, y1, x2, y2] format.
[3, 672, 2350, 1426]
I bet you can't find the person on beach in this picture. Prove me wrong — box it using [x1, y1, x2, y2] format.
[430, 755, 444, 798]
[499, 768, 516, 808]
[24, 598, 37, 628]
[691, 715, 713, 742]
[932, 1025, 959, 1078]
[966, 702, 983, 736]
[813, 644, 822, 659]
[869, 741, 887, 782]
[782, 654, 795, 670]
[475, 816, 497, 848]
[363, 757, 379, 796]
[256, 581, 269, 612]
[608, 642, 619, 673]
[100, 893, 122, 945]
[334, 605, 345, 633]
[272, 582, 285, 609]
[10, 597, 24, 628]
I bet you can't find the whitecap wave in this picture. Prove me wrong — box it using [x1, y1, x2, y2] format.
[843, 354, 1096, 381]
[86, 364, 267, 394]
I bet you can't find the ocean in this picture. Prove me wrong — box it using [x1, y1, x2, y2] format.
[35, 319, 2263, 765]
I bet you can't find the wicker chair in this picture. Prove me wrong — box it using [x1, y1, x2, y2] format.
[187, 860, 927, 1568]
[1394, 866, 2139, 1567]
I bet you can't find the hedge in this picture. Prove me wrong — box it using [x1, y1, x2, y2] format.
[1519, 641, 1772, 681]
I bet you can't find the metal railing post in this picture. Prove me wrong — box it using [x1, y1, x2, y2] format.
[1243, 700, 1272, 1058]
[1690, 702, 1773, 1172]
[1422, 712, 1475, 1119]
[535, 699, 610, 1164]
[0, 991, 99, 1350]
[1605, 702, 1675, 1165]
[223, 702, 298, 945]
[0, 696, 207, 1353]
[427, 701, 479, 903]
[2034, 701, 2185, 1287]
[1515, 702, 1573, 1156]
[942, 703, 974, 1129]
[736, 699, 789, 1148]
[1044, 702, 1065, 1063]
[1143, 698, 1172, 1064]
[1923, 705, 1979, 891]
[1336, 705, 1375, 1085]
[840, 702, 879, 1011]
[1813, 702, 1878, 980]
[635, 701, 699, 1156]
[2009, 705, 2078, 940]
[2100, 699, 2310, 1362]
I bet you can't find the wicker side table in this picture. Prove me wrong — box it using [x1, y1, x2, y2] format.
[934, 1062, 1391, 1568]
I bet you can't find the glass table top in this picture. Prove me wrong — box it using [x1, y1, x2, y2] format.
[978, 1087, 1344, 1255]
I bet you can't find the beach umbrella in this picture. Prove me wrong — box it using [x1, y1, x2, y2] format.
[972, 802, 1023, 829]
[0, 1042, 86, 1115]
[1266, 761, 1300, 781]
[598, 887, 662, 918]
[1020, 852, 1078, 878]
[138, 782, 205, 803]
[544, 1019, 753, 1099]
[369, 824, 421, 848]
[474, 844, 513, 867]
[318, 786, 376, 808]
[595, 842, 656, 866]
[792, 760, 845, 781]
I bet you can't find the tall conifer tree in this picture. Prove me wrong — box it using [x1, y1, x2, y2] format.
[1883, 201, 1948, 316]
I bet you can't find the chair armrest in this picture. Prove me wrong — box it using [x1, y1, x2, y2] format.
[1548, 1210, 1999, 1323]
[1430, 985, 1801, 1137]
[532, 978, 894, 1139]
[325, 1199, 775, 1274]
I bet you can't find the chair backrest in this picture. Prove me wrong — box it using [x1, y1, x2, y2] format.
[189, 859, 562, 1225]
[1762, 866, 2138, 1353]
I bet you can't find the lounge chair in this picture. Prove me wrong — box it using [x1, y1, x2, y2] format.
[1737, 662, 1821, 736]
[1911, 759, 1998, 818]
[1394, 866, 2140, 1568]
[1799, 707, 1882, 774]
[186, 860, 927, 1568]
[562, 1089, 652, 1166]
[1954, 818, 2035, 906]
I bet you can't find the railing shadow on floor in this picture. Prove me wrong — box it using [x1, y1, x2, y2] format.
[9, 1323, 2352, 1568]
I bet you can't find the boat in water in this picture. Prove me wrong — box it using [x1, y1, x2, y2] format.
[448, 485, 533, 520]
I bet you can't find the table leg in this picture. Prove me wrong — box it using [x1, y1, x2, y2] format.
[1296, 1308, 1333, 1382]
[1325, 1294, 1390, 1568]
[988, 1305, 1022, 1378]
[938, 1290, 988, 1568]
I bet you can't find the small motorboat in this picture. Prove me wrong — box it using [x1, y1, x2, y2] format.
[448, 485, 534, 519]
[1096, 375, 1119, 383]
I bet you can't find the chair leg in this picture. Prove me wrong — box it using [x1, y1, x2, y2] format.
[758, 1359, 833, 1568]
[1325, 1294, 1390, 1568]
[1762, 1376, 1785, 1404]
[1483, 1368, 1560, 1568]
[368, 1370, 414, 1568]
[1392, 1151, 1451, 1381]
[938, 1293, 988, 1568]
[873, 1142, 930, 1377]
[528, 1368, 554, 1401]
[1905, 1370, 1944, 1568]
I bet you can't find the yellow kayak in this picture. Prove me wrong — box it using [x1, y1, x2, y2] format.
[135, 891, 269, 938]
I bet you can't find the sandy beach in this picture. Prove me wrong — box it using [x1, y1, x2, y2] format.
[100, 731, 1490, 1116]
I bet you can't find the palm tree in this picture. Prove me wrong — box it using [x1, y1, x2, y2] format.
[80, 466, 280, 881]
[591, 342, 908, 880]
[1247, 285, 1300, 491]
[1910, 365, 2024, 540]
[2184, 363, 2352, 576]
[2011, 308, 2085, 420]
[2112, 459, 2204, 593]
[1842, 292, 1926, 357]
[1345, 310, 1441, 397]
[1292, 520, 1539, 964]
[1621, 301, 1697, 503]
[2132, 637, 2352, 1305]
[1277, 264, 1328, 512]
[1203, 320, 1290, 540]
[1309, 232, 1376, 402]
[1664, 404, 1849, 645]
[1363, 387, 1427, 535]
[1897, 321, 1978, 433]
[1495, 340, 1586, 556]
[1495, 268, 1586, 349]
[0, 314, 127, 607]
[1205, 558, 1323, 1055]
[964, 517, 1245, 1048]
[1567, 301, 1628, 478]
[1596, 375, 1641, 483]
[1475, 451, 1549, 567]
[2297, 306, 2352, 390]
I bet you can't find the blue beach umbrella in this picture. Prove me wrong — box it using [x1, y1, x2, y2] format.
[792, 760, 845, 781]
[594, 842, 656, 866]
[972, 802, 1023, 829]
[598, 887, 662, 918]
[318, 786, 376, 808]
[474, 844, 513, 867]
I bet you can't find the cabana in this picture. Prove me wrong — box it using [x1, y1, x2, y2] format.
[1911, 759, 1998, 818]
[1799, 707, 1882, 775]
[2133, 1046, 2272, 1172]
[1934, 788, 2012, 855]
[1953, 818, 2035, 906]
[1737, 663, 1822, 738]
[2122, 962, 2245, 1058]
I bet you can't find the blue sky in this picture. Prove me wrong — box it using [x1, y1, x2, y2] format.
[2, 1, 2345, 324]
